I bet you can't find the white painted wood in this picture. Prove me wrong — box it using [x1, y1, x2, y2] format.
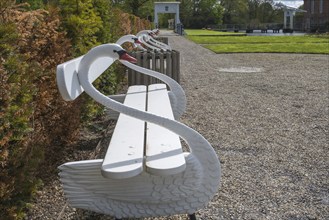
[149, 37, 171, 51]
[101, 86, 146, 179]
[140, 35, 161, 52]
[56, 56, 114, 101]
[122, 60, 186, 120]
[106, 94, 126, 120]
[146, 84, 186, 175]
[58, 44, 221, 219]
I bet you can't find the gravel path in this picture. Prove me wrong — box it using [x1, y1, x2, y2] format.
[167, 34, 329, 220]
[25, 34, 328, 220]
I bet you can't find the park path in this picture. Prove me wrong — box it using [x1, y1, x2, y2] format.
[25, 32, 329, 220]
[160, 32, 329, 219]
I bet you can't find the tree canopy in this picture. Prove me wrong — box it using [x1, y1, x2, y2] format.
[220, 0, 282, 25]
[114, 0, 284, 29]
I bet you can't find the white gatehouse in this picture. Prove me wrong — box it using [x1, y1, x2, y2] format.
[154, 2, 182, 34]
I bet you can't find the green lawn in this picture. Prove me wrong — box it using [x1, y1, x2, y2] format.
[204, 43, 329, 54]
[184, 29, 245, 36]
[184, 29, 329, 54]
[187, 35, 329, 44]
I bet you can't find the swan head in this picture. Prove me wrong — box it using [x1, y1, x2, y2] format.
[81, 44, 138, 66]
[148, 31, 156, 38]
[123, 35, 142, 48]
[115, 49, 137, 63]
[132, 37, 142, 49]
[124, 35, 142, 44]
[131, 36, 142, 44]
[116, 35, 142, 50]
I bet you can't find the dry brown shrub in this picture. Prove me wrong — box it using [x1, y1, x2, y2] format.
[0, 3, 82, 218]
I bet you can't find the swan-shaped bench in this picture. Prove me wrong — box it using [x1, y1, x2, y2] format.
[116, 34, 142, 50]
[136, 30, 171, 51]
[56, 44, 221, 220]
[147, 29, 172, 51]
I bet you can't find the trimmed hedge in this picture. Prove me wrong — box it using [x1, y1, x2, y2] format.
[0, 2, 150, 219]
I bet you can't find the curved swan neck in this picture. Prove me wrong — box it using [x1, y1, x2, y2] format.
[77, 44, 220, 187]
[136, 30, 151, 38]
[140, 36, 161, 51]
[78, 44, 200, 150]
[116, 35, 137, 46]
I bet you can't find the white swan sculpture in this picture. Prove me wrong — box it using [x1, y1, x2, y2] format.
[147, 30, 172, 51]
[58, 44, 221, 219]
[136, 30, 171, 51]
[147, 29, 171, 50]
[115, 34, 143, 50]
[137, 32, 161, 51]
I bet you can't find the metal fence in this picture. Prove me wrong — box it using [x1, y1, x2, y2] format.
[127, 50, 180, 86]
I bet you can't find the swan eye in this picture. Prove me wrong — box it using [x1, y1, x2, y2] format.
[114, 50, 126, 56]
[113, 50, 122, 55]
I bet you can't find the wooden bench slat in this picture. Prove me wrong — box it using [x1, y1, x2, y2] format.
[101, 86, 147, 179]
[145, 84, 186, 176]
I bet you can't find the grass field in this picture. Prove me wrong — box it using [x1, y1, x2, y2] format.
[185, 29, 329, 54]
[184, 29, 245, 36]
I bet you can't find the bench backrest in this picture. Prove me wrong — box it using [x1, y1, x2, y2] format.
[56, 55, 114, 101]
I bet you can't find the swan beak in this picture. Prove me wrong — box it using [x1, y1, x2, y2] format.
[133, 38, 142, 48]
[133, 38, 142, 45]
[119, 51, 137, 63]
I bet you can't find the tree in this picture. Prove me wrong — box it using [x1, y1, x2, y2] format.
[220, 0, 248, 24]
[259, 1, 276, 23]
[247, 0, 277, 24]
[93, 0, 114, 43]
[58, 0, 103, 54]
[180, 0, 224, 28]
[179, 0, 193, 27]
[113, 0, 150, 17]
[15, 0, 45, 9]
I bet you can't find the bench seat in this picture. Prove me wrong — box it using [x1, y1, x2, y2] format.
[101, 84, 186, 179]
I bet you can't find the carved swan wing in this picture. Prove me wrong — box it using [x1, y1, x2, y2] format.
[59, 154, 202, 203]
[59, 158, 204, 218]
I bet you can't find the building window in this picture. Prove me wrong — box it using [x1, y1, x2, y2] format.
[319, 0, 323, 14]
[165, 6, 169, 11]
[311, 0, 315, 14]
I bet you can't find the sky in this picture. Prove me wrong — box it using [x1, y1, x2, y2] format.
[274, 0, 304, 8]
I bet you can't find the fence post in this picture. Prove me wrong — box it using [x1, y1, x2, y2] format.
[151, 52, 156, 84]
[142, 51, 149, 85]
[128, 50, 180, 86]
[172, 50, 180, 84]
[166, 51, 172, 79]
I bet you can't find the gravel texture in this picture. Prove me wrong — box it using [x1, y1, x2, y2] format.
[25, 33, 329, 220]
